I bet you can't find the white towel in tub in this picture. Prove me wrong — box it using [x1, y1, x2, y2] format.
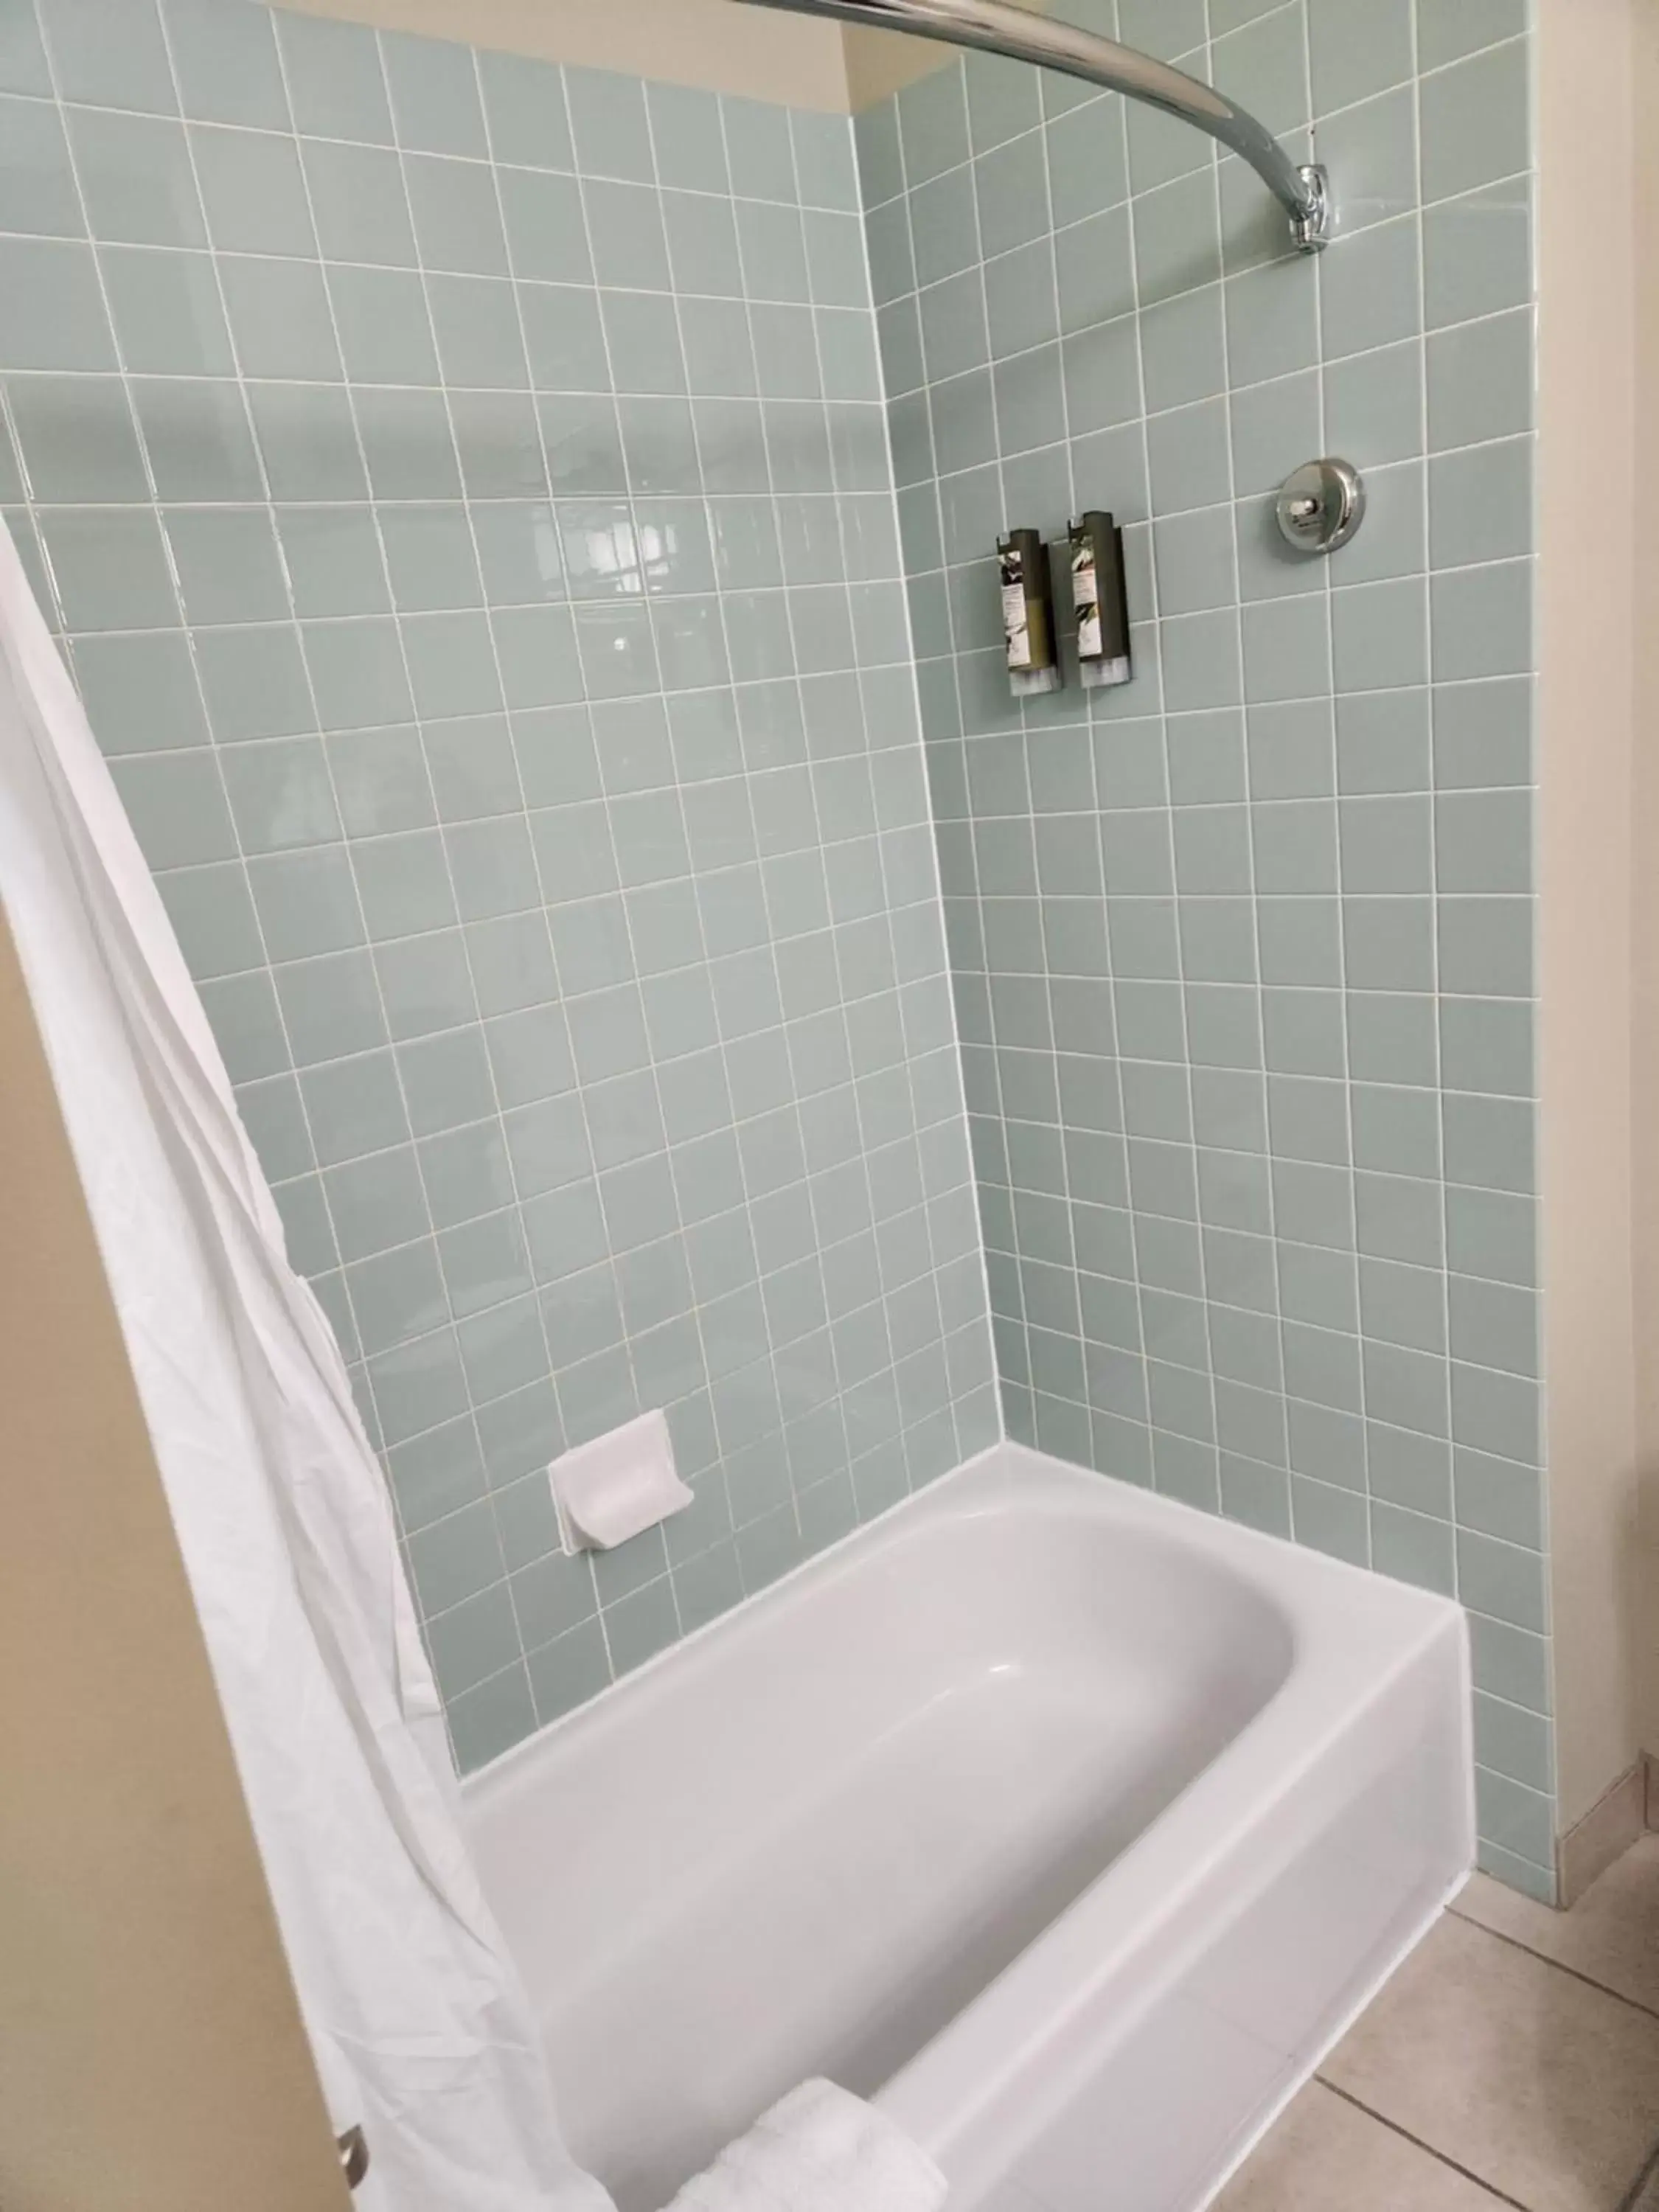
[664, 2079, 946, 2212]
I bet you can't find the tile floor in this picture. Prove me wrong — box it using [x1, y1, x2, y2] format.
[1217, 1836, 1659, 2212]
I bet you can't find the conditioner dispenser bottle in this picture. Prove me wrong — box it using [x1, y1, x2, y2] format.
[1071, 511, 1133, 690]
[998, 528, 1062, 698]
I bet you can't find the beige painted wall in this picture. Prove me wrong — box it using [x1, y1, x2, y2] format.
[843, 20, 960, 108]
[276, 0, 852, 108]
[271, 0, 956, 111]
[1537, 0, 1646, 1833]
[0, 908, 348, 2211]
[841, 4, 1065, 109]
[1634, 0, 1659, 1761]
[274, 0, 950, 112]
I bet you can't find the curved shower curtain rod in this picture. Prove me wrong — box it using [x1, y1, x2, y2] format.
[740, 0, 1332, 251]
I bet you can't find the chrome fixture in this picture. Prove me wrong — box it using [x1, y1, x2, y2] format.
[738, 0, 1332, 251]
[338, 2125, 369, 2190]
[1276, 458, 1366, 554]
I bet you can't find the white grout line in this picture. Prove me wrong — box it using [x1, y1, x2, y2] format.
[321, 1158, 1545, 1404]
[810, 97, 996, 1491]
[1122, 0, 1232, 1518]
[1211, 0, 1295, 1532]
[660, 86, 825, 1569]
[0, 91, 861, 210]
[1297, 0, 1377, 1568]
[855, 26, 1534, 212]
[0, 336, 1537, 467]
[666, 89, 831, 1561]
[347, 21, 593, 1718]
[33, 0, 402, 1469]
[466, 40, 681, 1688]
[102, 683, 1539, 794]
[18, 7, 1548, 1751]
[717, 90, 912, 1534]
[259, 13, 535, 1745]
[908, 51, 1051, 1453]
[1403, 0, 1467, 1612]
[873, 7, 1543, 1599]
[970, 38, 1093, 1458]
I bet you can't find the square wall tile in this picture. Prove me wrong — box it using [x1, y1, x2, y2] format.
[24, 0, 1548, 1867]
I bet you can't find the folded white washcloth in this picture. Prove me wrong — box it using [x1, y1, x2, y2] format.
[664, 2078, 947, 2212]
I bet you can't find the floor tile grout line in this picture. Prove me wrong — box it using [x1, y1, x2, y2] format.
[1615, 2132, 1659, 2212]
[1444, 1902, 1659, 2030]
[1312, 2078, 1533, 2211]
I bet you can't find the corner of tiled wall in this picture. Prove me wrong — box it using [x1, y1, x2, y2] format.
[855, 0, 1552, 1897]
[0, 0, 999, 1774]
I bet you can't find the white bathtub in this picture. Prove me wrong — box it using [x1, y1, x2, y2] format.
[465, 1443, 1472, 2212]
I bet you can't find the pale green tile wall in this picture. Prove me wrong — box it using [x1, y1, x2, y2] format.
[0, 0, 997, 1771]
[1, 0, 1553, 1893]
[858, 0, 1550, 1895]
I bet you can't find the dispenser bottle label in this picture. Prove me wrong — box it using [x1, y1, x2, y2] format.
[1001, 542, 1033, 670]
[1072, 538, 1102, 660]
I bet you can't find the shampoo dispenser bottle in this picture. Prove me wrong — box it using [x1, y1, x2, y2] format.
[998, 529, 1062, 698]
[1071, 511, 1133, 689]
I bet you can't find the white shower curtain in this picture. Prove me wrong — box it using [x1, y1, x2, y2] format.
[0, 521, 612, 2212]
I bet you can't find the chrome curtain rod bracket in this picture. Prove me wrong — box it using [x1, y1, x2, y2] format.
[1288, 162, 1331, 254]
[740, 0, 1334, 253]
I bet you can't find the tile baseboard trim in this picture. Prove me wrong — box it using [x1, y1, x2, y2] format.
[1559, 1763, 1647, 1908]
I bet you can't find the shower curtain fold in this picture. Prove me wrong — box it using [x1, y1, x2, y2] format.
[0, 516, 611, 2212]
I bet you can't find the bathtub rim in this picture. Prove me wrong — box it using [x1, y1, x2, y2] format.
[461, 1438, 1464, 1811]
[460, 1439, 1473, 2174]
[873, 1449, 1472, 2160]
